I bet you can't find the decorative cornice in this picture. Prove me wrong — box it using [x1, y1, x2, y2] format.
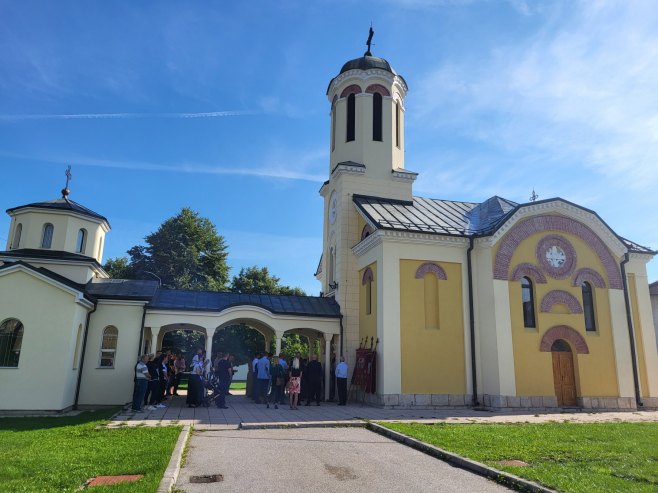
[391, 168, 418, 182]
[332, 163, 366, 178]
[353, 228, 469, 257]
[328, 69, 408, 101]
[8, 206, 111, 232]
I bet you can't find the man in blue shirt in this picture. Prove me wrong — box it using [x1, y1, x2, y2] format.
[335, 356, 348, 406]
[255, 353, 271, 404]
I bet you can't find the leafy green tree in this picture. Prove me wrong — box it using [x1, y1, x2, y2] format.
[103, 207, 229, 291]
[103, 256, 132, 279]
[230, 266, 305, 295]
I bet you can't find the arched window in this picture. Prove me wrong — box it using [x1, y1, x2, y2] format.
[331, 104, 336, 152]
[328, 247, 336, 289]
[97, 236, 104, 259]
[72, 324, 83, 369]
[521, 277, 536, 328]
[372, 92, 382, 141]
[0, 319, 24, 367]
[582, 282, 596, 331]
[99, 326, 118, 368]
[41, 223, 54, 249]
[12, 223, 22, 249]
[346, 93, 356, 142]
[395, 101, 401, 148]
[76, 228, 87, 254]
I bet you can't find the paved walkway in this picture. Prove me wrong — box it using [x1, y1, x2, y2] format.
[175, 427, 510, 492]
[111, 392, 658, 429]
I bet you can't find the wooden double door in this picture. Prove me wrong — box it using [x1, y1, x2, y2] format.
[551, 340, 577, 407]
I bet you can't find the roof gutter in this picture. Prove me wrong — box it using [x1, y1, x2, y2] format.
[620, 253, 643, 408]
[137, 304, 148, 358]
[467, 237, 479, 407]
[73, 300, 98, 410]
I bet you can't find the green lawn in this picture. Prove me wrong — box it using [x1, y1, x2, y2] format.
[230, 381, 246, 390]
[382, 422, 658, 493]
[0, 408, 181, 493]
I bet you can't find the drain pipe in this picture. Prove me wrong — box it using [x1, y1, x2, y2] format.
[73, 301, 97, 410]
[466, 237, 479, 407]
[339, 314, 344, 357]
[620, 253, 643, 408]
[137, 304, 147, 358]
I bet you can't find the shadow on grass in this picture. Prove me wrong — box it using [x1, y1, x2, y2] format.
[0, 408, 120, 431]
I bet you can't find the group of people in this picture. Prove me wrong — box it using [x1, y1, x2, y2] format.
[247, 352, 349, 409]
[131, 350, 186, 412]
[132, 348, 349, 413]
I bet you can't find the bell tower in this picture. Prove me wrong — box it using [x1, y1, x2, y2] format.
[319, 31, 417, 373]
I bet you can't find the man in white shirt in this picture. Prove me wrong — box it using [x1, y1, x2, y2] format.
[132, 354, 151, 412]
[335, 356, 348, 406]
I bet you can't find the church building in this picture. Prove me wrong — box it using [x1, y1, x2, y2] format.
[1, 43, 657, 412]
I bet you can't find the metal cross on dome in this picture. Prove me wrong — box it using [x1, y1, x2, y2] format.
[65, 165, 72, 188]
[366, 26, 374, 55]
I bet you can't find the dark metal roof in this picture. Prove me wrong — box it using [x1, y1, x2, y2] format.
[0, 249, 103, 268]
[327, 53, 407, 94]
[148, 289, 341, 318]
[353, 194, 655, 255]
[86, 279, 159, 300]
[7, 197, 110, 226]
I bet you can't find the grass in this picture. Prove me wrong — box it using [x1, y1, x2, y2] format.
[382, 422, 658, 493]
[0, 408, 181, 493]
[176, 379, 245, 391]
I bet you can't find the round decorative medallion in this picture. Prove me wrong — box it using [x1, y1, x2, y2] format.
[536, 234, 576, 279]
[328, 191, 338, 225]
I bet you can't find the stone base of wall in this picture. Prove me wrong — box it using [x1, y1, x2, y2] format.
[357, 393, 646, 411]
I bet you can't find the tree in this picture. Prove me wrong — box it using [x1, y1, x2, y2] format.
[103, 207, 229, 291]
[103, 256, 132, 279]
[230, 266, 305, 295]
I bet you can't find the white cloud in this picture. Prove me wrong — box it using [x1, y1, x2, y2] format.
[413, 0, 658, 192]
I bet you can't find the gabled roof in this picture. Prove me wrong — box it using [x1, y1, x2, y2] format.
[148, 289, 342, 318]
[7, 197, 110, 226]
[0, 260, 94, 302]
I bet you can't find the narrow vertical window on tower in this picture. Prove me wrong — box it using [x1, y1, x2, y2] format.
[395, 101, 400, 148]
[521, 277, 536, 328]
[346, 93, 356, 142]
[12, 223, 22, 249]
[331, 105, 336, 151]
[76, 228, 87, 254]
[582, 282, 596, 331]
[372, 93, 382, 141]
[41, 223, 54, 249]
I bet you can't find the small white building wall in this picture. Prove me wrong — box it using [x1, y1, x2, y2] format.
[0, 269, 89, 411]
[78, 302, 146, 406]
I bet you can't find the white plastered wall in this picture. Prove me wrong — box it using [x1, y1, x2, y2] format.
[0, 269, 90, 410]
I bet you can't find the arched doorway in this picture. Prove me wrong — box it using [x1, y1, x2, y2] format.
[551, 339, 577, 407]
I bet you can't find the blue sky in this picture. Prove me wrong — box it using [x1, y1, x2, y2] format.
[1, 0, 657, 294]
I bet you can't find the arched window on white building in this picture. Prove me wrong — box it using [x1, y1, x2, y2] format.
[11, 223, 22, 249]
[0, 318, 24, 367]
[99, 326, 118, 368]
[76, 228, 87, 254]
[41, 223, 54, 249]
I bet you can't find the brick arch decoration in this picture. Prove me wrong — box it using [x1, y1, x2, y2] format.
[340, 84, 363, 99]
[540, 290, 583, 314]
[361, 224, 374, 241]
[572, 268, 606, 288]
[493, 214, 622, 289]
[540, 325, 589, 354]
[415, 262, 447, 280]
[365, 84, 391, 97]
[510, 263, 547, 284]
[331, 94, 338, 107]
[362, 266, 374, 285]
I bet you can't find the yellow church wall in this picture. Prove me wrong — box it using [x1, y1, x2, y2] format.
[0, 269, 88, 410]
[358, 262, 377, 344]
[399, 259, 465, 394]
[501, 228, 620, 398]
[628, 273, 650, 397]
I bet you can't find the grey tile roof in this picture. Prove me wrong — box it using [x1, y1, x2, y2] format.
[354, 194, 515, 236]
[7, 197, 109, 226]
[620, 237, 656, 255]
[148, 289, 341, 318]
[86, 279, 159, 300]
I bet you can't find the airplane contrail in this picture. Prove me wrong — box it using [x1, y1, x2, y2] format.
[0, 110, 254, 121]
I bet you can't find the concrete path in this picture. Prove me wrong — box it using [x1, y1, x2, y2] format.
[110, 393, 658, 429]
[175, 427, 510, 492]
